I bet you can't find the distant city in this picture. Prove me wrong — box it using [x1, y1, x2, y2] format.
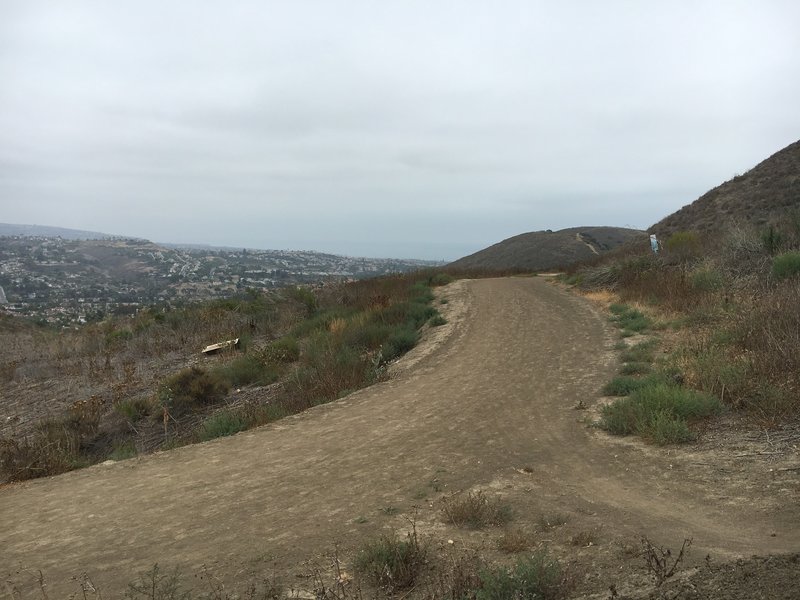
[0, 226, 442, 327]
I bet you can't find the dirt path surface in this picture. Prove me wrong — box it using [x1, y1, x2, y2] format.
[2, 277, 798, 597]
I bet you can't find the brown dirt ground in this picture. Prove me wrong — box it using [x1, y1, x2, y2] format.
[2, 277, 798, 598]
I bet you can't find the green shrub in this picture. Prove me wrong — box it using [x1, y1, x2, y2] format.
[772, 251, 800, 280]
[109, 441, 137, 461]
[115, 397, 152, 422]
[158, 367, 230, 416]
[341, 321, 394, 351]
[197, 410, 248, 441]
[429, 315, 448, 327]
[620, 339, 657, 363]
[286, 285, 317, 315]
[428, 272, 454, 286]
[383, 328, 419, 361]
[665, 231, 701, 261]
[215, 355, 279, 387]
[690, 268, 725, 292]
[620, 362, 652, 375]
[261, 337, 300, 363]
[355, 529, 426, 591]
[477, 551, 568, 600]
[441, 491, 512, 529]
[603, 376, 648, 396]
[601, 383, 721, 444]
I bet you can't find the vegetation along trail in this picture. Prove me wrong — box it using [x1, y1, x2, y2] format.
[2, 277, 797, 596]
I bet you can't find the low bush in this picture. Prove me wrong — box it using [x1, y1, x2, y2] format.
[429, 314, 448, 327]
[620, 339, 657, 363]
[603, 375, 662, 396]
[441, 491, 512, 529]
[260, 337, 300, 363]
[355, 528, 427, 591]
[620, 362, 652, 375]
[158, 367, 230, 416]
[214, 355, 279, 387]
[772, 251, 800, 280]
[383, 328, 419, 362]
[115, 397, 152, 422]
[477, 551, 569, 600]
[197, 410, 248, 441]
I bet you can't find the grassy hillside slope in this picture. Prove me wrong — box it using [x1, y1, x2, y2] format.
[448, 226, 644, 271]
[651, 139, 800, 237]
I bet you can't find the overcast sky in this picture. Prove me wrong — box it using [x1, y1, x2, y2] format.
[1, 1, 799, 259]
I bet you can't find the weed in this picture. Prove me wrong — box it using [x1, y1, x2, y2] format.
[354, 526, 426, 591]
[640, 536, 692, 586]
[124, 564, 190, 599]
[429, 315, 448, 327]
[497, 529, 531, 554]
[571, 527, 601, 547]
[442, 491, 512, 528]
[537, 513, 569, 530]
[477, 550, 569, 600]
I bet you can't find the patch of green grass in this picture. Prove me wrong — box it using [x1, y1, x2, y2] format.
[429, 315, 448, 327]
[600, 383, 722, 444]
[477, 551, 568, 600]
[197, 410, 248, 441]
[610, 304, 652, 333]
[442, 491, 512, 529]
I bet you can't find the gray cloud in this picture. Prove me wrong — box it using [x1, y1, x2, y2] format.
[2, 0, 799, 259]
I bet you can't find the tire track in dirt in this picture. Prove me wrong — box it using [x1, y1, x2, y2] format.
[2, 277, 797, 597]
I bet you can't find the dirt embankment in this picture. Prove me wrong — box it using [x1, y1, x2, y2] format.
[2, 277, 798, 598]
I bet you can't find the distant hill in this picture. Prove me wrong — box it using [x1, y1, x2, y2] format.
[0, 223, 117, 240]
[651, 139, 800, 237]
[448, 226, 645, 271]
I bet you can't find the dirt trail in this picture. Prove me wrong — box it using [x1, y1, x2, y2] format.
[2, 278, 798, 597]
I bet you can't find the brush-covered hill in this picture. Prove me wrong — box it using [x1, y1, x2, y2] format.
[448, 226, 645, 272]
[651, 139, 800, 237]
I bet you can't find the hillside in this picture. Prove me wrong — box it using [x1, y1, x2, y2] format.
[448, 226, 644, 271]
[0, 236, 440, 326]
[651, 139, 800, 237]
[0, 223, 115, 240]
